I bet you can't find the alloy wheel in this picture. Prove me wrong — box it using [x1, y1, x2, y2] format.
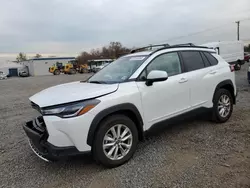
[102, 124, 133, 160]
[218, 94, 231, 118]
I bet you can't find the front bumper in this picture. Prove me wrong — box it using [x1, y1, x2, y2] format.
[23, 117, 80, 162]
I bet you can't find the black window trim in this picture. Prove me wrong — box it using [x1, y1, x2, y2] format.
[179, 50, 209, 73]
[136, 51, 185, 81]
[203, 51, 219, 66]
[200, 51, 212, 67]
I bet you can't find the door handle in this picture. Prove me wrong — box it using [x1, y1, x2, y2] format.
[179, 78, 188, 83]
[209, 70, 217, 75]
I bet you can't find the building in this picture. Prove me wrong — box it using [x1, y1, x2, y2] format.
[0, 61, 24, 76]
[22, 57, 75, 76]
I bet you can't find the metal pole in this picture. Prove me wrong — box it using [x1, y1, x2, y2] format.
[236, 21, 240, 41]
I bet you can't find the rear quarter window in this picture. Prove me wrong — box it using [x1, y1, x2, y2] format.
[204, 52, 218, 66]
[200, 52, 211, 67]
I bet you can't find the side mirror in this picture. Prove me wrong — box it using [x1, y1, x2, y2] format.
[146, 70, 168, 86]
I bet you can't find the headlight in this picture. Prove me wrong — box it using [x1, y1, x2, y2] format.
[41, 99, 100, 118]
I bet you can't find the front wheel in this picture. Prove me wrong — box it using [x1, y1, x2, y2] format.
[212, 89, 233, 123]
[93, 115, 138, 168]
[54, 69, 60, 75]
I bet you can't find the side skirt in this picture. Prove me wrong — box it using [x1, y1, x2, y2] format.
[144, 107, 212, 137]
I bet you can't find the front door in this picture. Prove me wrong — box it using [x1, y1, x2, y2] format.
[136, 52, 191, 129]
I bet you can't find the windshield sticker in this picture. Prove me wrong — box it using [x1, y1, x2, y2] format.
[129, 57, 145, 61]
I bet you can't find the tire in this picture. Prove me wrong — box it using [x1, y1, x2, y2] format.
[54, 70, 60, 75]
[212, 89, 233, 123]
[92, 114, 138, 168]
[69, 69, 76, 74]
[235, 63, 241, 70]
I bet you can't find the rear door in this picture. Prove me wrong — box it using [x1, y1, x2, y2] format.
[180, 51, 218, 108]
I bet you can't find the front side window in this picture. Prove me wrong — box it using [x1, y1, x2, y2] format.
[88, 55, 147, 84]
[140, 52, 182, 80]
[181, 51, 205, 72]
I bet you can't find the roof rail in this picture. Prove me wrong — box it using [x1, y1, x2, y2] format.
[130, 43, 170, 53]
[171, 43, 195, 47]
[130, 43, 210, 55]
[169, 43, 209, 49]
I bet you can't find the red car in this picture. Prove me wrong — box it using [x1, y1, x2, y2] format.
[245, 52, 250, 62]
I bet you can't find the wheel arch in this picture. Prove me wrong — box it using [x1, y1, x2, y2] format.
[87, 103, 144, 146]
[213, 80, 236, 104]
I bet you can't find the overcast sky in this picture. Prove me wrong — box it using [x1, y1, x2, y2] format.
[0, 0, 249, 60]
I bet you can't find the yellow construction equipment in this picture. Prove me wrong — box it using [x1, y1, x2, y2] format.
[49, 62, 64, 75]
[49, 60, 89, 75]
[64, 63, 77, 74]
[79, 64, 89, 73]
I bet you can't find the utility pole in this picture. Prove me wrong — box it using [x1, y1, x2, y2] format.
[235, 21, 240, 41]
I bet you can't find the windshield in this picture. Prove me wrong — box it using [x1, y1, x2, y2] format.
[88, 55, 147, 84]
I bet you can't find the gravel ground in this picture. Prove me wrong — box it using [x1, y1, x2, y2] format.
[0, 65, 250, 188]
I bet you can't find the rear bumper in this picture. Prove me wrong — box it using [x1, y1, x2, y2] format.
[23, 117, 81, 162]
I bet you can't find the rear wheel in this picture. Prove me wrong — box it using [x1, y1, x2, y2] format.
[93, 115, 138, 168]
[69, 69, 76, 74]
[212, 89, 233, 123]
[54, 69, 60, 75]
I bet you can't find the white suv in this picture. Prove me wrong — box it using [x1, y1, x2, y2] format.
[23, 44, 237, 167]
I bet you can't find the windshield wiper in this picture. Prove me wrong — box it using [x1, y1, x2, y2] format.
[88, 81, 107, 84]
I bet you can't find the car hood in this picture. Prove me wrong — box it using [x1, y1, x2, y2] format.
[30, 81, 118, 107]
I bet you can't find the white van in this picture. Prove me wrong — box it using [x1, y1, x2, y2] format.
[202, 41, 244, 70]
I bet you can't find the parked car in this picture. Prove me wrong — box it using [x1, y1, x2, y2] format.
[23, 43, 237, 168]
[202, 41, 244, 70]
[0, 71, 7, 79]
[244, 52, 250, 62]
[19, 70, 29, 77]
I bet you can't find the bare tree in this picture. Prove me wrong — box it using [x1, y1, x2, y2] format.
[16, 52, 27, 62]
[77, 42, 131, 64]
[34, 54, 42, 58]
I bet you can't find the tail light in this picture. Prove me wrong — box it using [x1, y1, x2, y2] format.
[229, 65, 235, 72]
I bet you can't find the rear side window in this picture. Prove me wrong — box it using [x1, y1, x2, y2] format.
[181, 51, 205, 72]
[200, 52, 211, 67]
[204, 52, 218, 66]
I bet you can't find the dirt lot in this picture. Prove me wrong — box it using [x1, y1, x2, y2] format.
[0, 66, 250, 188]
